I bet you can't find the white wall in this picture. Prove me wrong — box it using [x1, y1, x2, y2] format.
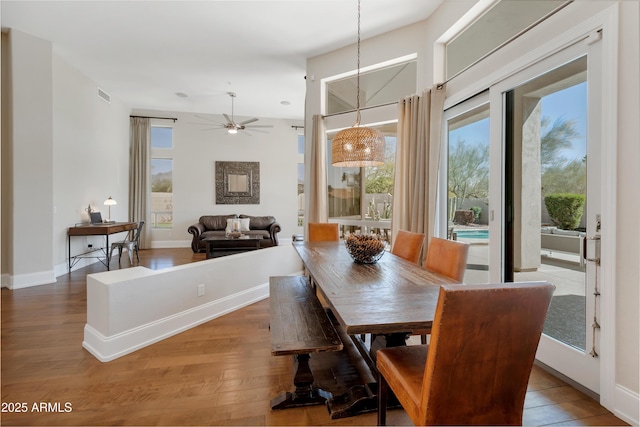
[305, 1, 639, 423]
[84, 245, 303, 361]
[613, 1, 640, 422]
[52, 51, 131, 277]
[1, 28, 131, 284]
[14, 31, 54, 281]
[131, 108, 303, 248]
[2, 29, 55, 288]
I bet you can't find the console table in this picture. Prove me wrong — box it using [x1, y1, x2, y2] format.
[68, 222, 138, 271]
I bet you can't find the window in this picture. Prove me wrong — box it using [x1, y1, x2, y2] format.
[326, 61, 416, 115]
[327, 122, 396, 240]
[445, 0, 569, 80]
[445, 100, 490, 284]
[297, 134, 305, 227]
[150, 126, 173, 229]
[324, 57, 410, 239]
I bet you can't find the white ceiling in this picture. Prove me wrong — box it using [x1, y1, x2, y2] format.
[1, 0, 443, 121]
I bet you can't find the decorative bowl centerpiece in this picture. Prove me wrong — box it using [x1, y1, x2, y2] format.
[345, 234, 385, 264]
[227, 231, 242, 239]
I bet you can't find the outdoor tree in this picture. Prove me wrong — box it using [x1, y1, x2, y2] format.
[365, 162, 394, 194]
[448, 138, 489, 218]
[540, 116, 584, 197]
[542, 157, 586, 196]
[151, 172, 172, 192]
[540, 116, 580, 171]
[447, 115, 582, 220]
[365, 142, 396, 195]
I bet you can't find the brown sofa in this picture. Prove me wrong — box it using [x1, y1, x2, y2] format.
[188, 214, 281, 253]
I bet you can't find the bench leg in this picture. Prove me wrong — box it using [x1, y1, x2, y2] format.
[270, 353, 332, 410]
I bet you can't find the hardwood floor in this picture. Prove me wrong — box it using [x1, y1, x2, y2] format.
[1, 248, 627, 426]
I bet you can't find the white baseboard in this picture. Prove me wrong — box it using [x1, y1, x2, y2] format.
[2, 269, 57, 289]
[614, 383, 639, 426]
[150, 240, 191, 249]
[1, 273, 11, 289]
[83, 282, 269, 362]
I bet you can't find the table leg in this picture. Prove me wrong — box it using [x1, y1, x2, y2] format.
[106, 235, 110, 270]
[205, 242, 212, 259]
[270, 354, 332, 410]
[326, 332, 406, 419]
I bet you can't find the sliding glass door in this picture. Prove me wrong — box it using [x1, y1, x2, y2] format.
[492, 43, 601, 393]
[443, 93, 492, 284]
[443, 28, 606, 394]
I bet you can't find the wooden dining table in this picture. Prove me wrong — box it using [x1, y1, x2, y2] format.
[292, 240, 460, 418]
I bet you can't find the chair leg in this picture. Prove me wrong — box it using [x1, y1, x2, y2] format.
[378, 373, 388, 426]
[135, 245, 140, 262]
[421, 334, 427, 344]
[127, 244, 134, 265]
[118, 247, 123, 264]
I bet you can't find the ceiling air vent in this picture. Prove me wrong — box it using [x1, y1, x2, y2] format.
[97, 87, 111, 104]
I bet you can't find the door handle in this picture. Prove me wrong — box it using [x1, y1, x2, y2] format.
[583, 235, 601, 265]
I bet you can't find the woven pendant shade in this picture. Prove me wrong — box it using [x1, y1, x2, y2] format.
[332, 126, 385, 167]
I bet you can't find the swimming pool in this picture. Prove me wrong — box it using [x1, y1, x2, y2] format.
[455, 229, 489, 239]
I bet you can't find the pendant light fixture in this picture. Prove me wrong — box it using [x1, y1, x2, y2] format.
[331, 0, 385, 168]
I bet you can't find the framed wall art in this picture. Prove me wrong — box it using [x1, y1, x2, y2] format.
[215, 161, 260, 204]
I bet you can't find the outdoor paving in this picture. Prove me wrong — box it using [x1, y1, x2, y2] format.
[460, 239, 585, 296]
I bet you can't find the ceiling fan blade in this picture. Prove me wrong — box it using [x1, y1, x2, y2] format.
[193, 114, 219, 123]
[237, 118, 258, 126]
[223, 113, 234, 125]
[245, 125, 273, 128]
[189, 121, 226, 127]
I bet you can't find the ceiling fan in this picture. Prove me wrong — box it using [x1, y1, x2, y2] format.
[193, 92, 273, 135]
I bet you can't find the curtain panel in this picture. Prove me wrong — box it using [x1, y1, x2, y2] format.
[391, 85, 446, 264]
[129, 117, 151, 249]
[306, 114, 329, 235]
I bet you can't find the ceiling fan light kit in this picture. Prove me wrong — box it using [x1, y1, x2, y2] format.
[331, 0, 385, 167]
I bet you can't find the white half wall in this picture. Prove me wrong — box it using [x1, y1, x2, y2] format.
[83, 245, 303, 362]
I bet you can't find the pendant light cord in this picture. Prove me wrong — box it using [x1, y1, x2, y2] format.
[355, 0, 362, 126]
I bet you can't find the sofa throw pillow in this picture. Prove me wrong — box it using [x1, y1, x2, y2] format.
[240, 218, 251, 231]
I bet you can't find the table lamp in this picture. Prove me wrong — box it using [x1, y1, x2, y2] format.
[103, 197, 117, 222]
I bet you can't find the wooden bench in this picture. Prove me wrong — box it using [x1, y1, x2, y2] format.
[269, 275, 343, 410]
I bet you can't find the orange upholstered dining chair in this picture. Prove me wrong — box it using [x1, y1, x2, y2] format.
[308, 223, 339, 242]
[424, 237, 469, 282]
[377, 281, 555, 426]
[414, 236, 471, 344]
[391, 230, 425, 264]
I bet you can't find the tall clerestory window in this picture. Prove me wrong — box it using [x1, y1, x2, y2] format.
[150, 126, 173, 229]
[324, 59, 413, 240]
[297, 134, 305, 227]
